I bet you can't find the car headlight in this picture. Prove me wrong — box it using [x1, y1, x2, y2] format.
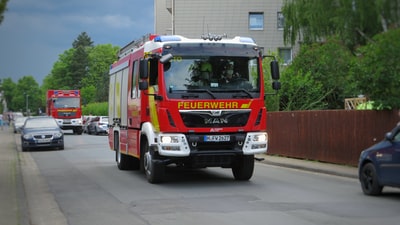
[23, 134, 33, 139]
[54, 132, 63, 138]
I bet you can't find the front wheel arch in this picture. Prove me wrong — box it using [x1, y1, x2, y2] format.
[140, 136, 165, 183]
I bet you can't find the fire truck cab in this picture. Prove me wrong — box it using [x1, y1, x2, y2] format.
[108, 34, 280, 183]
[46, 90, 83, 135]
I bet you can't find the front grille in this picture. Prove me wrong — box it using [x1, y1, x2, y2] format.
[57, 111, 77, 117]
[180, 110, 250, 127]
[33, 134, 53, 139]
[186, 133, 246, 152]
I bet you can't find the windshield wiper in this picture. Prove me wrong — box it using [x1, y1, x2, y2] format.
[169, 88, 217, 99]
[214, 89, 253, 98]
[186, 89, 217, 99]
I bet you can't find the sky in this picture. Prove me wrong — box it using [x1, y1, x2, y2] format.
[0, 0, 154, 85]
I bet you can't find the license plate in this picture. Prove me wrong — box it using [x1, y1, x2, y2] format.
[37, 138, 51, 143]
[204, 135, 230, 142]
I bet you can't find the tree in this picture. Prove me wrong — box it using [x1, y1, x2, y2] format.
[282, 0, 400, 50]
[279, 37, 354, 110]
[11, 76, 42, 115]
[43, 48, 75, 90]
[69, 32, 93, 89]
[352, 28, 400, 109]
[44, 38, 118, 104]
[0, 78, 16, 111]
[0, 0, 9, 25]
[83, 44, 119, 102]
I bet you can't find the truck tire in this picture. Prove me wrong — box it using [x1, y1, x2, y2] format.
[232, 155, 254, 181]
[142, 138, 165, 183]
[115, 133, 140, 170]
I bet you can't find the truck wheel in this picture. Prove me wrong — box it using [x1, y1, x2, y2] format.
[232, 155, 254, 181]
[142, 138, 164, 183]
[115, 134, 139, 170]
[76, 128, 83, 135]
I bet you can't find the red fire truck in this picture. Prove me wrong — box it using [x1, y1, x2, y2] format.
[108, 34, 280, 183]
[46, 90, 83, 135]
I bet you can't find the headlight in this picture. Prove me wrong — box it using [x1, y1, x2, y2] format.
[160, 135, 180, 144]
[73, 119, 82, 125]
[253, 133, 268, 142]
[54, 132, 63, 138]
[23, 134, 33, 139]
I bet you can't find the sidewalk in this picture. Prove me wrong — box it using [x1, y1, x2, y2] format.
[0, 126, 28, 225]
[256, 154, 358, 179]
[0, 126, 68, 225]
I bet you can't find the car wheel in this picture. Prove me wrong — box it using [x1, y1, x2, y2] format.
[360, 162, 383, 195]
[142, 138, 164, 183]
[232, 155, 254, 181]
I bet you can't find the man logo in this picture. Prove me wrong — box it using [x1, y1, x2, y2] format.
[204, 118, 228, 124]
[210, 110, 222, 116]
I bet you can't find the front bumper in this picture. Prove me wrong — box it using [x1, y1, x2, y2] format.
[156, 132, 268, 157]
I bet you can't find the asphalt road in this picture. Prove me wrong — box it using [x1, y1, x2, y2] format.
[18, 132, 400, 225]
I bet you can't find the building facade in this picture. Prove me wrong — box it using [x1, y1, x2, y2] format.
[154, 0, 294, 64]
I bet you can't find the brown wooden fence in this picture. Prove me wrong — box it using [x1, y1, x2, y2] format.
[266, 110, 399, 166]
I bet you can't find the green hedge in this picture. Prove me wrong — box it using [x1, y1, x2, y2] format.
[82, 102, 108, 116]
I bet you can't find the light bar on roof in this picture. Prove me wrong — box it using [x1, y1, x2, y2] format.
[239, 37, 255, 44]
[154, 35, 182, 42]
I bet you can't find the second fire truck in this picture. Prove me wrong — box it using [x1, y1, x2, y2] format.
[108, 34, 280, 183]
[46, 90, 83, 135]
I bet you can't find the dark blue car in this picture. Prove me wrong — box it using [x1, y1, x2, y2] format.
[20, 116, 64, 151]
[358, 125, 400, 195]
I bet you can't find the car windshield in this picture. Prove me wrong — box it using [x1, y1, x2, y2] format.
[100, 117, 109, 123]
[24, 118, 59, 129]
[162, 43, 261, 99]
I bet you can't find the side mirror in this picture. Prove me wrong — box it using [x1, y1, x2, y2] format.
[139, 59, 148, 79]
[272, 81, 281, 90]
[139, 81, 148, 90]
[385, 132, 393, 141]
[160, 53, 173, 64]
[270, 61, 280, 80]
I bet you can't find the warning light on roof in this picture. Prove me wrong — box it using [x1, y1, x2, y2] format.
[154, 36, 182, 42]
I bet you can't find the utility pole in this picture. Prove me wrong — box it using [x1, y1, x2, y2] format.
[25, 92, 29, 116]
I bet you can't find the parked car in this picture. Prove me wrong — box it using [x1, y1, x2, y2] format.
[82, 115, 95, 133]
[87, 116, 109, 135]
[13, 116, 28, 133]
[20, 116, 64, 151]
[358, 125, 400, 195]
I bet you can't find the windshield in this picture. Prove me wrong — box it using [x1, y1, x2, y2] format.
[53, 97, 80, 108]
[162, 43, 261, 99]
[25, 118, 59, 129]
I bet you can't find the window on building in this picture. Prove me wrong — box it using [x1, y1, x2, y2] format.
[249, 12, 264, 30]
[278, 48, 292, 65]
[277, 12, 284, 30]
